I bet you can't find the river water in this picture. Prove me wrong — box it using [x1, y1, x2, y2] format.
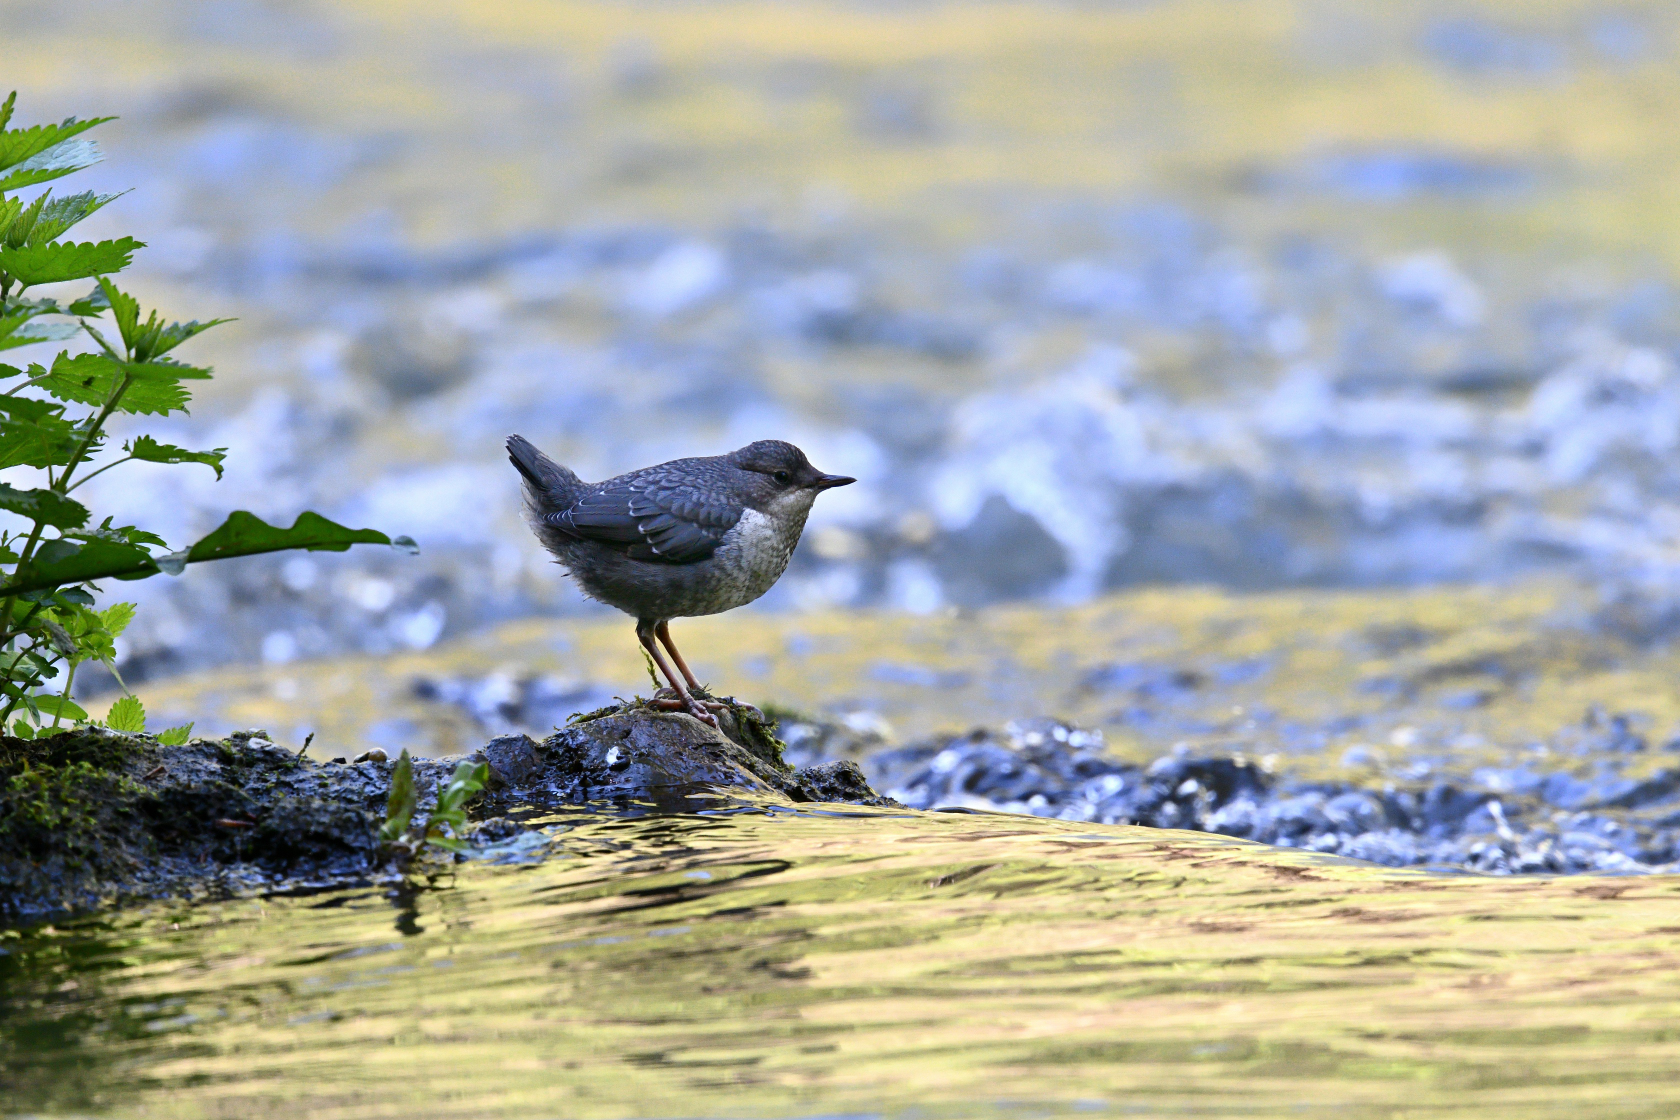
[8, 4, 1680, 1113]
[6, 803, 1680, 1119]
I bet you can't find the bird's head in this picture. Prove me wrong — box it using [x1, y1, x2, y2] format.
[728, 440, 855, 511]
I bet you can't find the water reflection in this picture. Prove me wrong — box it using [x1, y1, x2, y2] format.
[5, 807, 1680, 1118]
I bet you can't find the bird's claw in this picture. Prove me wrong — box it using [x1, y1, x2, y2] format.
[648, 691, 722, 729]
[685, 697, 722, 729]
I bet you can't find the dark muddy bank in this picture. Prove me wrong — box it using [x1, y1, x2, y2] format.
[0, 700, 887, 924]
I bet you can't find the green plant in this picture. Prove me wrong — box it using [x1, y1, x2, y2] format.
[379, 748, 489, 862]
[0, 93, 413, 737]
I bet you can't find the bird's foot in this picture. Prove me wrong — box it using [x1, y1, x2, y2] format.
[648, 690, 722, 730]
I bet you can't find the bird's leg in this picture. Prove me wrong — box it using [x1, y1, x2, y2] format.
[637, 619, 720, 729]
[656, 621, 730, 713]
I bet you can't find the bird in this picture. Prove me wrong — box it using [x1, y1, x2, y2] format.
[507, 434, 855, 727]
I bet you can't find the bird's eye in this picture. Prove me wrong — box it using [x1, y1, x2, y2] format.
[773, 470, 791, 484]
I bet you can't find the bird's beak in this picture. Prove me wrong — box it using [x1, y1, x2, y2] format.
[810, 474, 856, 490]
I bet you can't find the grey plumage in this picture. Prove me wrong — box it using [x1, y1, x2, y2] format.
[507, 436, 854, 720]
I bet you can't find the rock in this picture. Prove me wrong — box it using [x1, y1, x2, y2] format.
[0, 699, 891, 923]
[537, 708, 779, 805]
[476, 733, 543, 789]
[786, 760, 892, 805]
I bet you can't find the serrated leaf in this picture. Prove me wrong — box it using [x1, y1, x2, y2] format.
[128, 357, 212, 381]
[0, 238, 142, 287]
[68, 519, 169, 550]
[2, 193, 46, 249]
[0, 483, 89, 528]
[126, 434, 226, 479]
[96, 277, 138, 341]
[157, 723, 193, 746]
[0, 394, 79, 469]
[97, 601, 135, 637]
[185, 510, 393, 563]
[41, 621, 76, 657]
[27, 190, 122, 246]
[104, 693, 144, 733]
[0, 394, 64, 422]
[0, 316, 80, 351]
[67, 284, 109, 317]
[0, 138, 105, 192]
[0, 113, 111, 174]
[41, 351, 191, 416]
[147, 319, 230, 361]
[10, 718, 34, 739]
[0, 93, 16, 133]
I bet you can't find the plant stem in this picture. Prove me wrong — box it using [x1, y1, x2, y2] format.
[65, 455, 133, 492]
[0, 636, 50, 725]
[57, 370, 132, 492]
[0, 364, 132, 625]
[50, 659, 77, 729]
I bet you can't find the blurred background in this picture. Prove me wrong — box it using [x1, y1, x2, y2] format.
[8, 0, 1680, 756]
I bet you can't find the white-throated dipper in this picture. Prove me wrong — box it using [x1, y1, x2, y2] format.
[507, 434, 855, 727]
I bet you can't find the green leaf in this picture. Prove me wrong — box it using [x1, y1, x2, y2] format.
[0, 238, 143, 287]
[10, 718, 33, 739]
[27, 191, 122, 246]
[104, 694, 144, 733]
[87, 279, 228, 363]
[128, 357, 212, 382]
[96, 278, 138, 342]
[0, 394, 79, 469]
[40, 352, 191, 416]
[0, 113, 111, 174]
[31, 694, 88, 722]
[0, 318, 80, 351]
[126, 435, 227, 479]
[185, 510, 394, 563]
[157, 723, 193, 746]
[41, 621, 76, 657]
[380, 749, 417, 844]
[67, 284, 109, 317]
[0, 305, 82, 351]
[435, 759, 489, 815]
[0, 394, 65, 422]
[145, 319, 231, 361]
[98, 601, 136, 637]
[65, 518, 168, 551]
[0, 139, 105, 193]
[0, 483, 89, 528]
[1, 193, 46, 249]
[0, 93, 15, 133]
[0, 511, 401, 596]
[2, 536, 160, 596]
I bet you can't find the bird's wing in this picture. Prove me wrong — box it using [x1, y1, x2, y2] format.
[551, 474, 742, 564]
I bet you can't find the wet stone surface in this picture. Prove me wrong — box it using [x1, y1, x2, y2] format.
[830, 715, 1680, 875]
[0, 703, 892, 924]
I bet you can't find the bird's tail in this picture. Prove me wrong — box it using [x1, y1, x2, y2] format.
[506, 434, 583, 514]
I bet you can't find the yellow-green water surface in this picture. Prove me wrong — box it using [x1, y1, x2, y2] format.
[5, 805, 1680, 1119]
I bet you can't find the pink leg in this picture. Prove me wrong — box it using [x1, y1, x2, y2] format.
[637, 619, 720, 729]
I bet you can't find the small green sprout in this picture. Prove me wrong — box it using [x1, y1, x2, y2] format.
[380, 748, 489, 863]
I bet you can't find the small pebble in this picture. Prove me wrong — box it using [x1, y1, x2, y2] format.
[328, 756, 347, 765]
[353, 748, 388, 764]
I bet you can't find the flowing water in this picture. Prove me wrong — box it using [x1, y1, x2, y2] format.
[6, 803, 1680, 1119]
